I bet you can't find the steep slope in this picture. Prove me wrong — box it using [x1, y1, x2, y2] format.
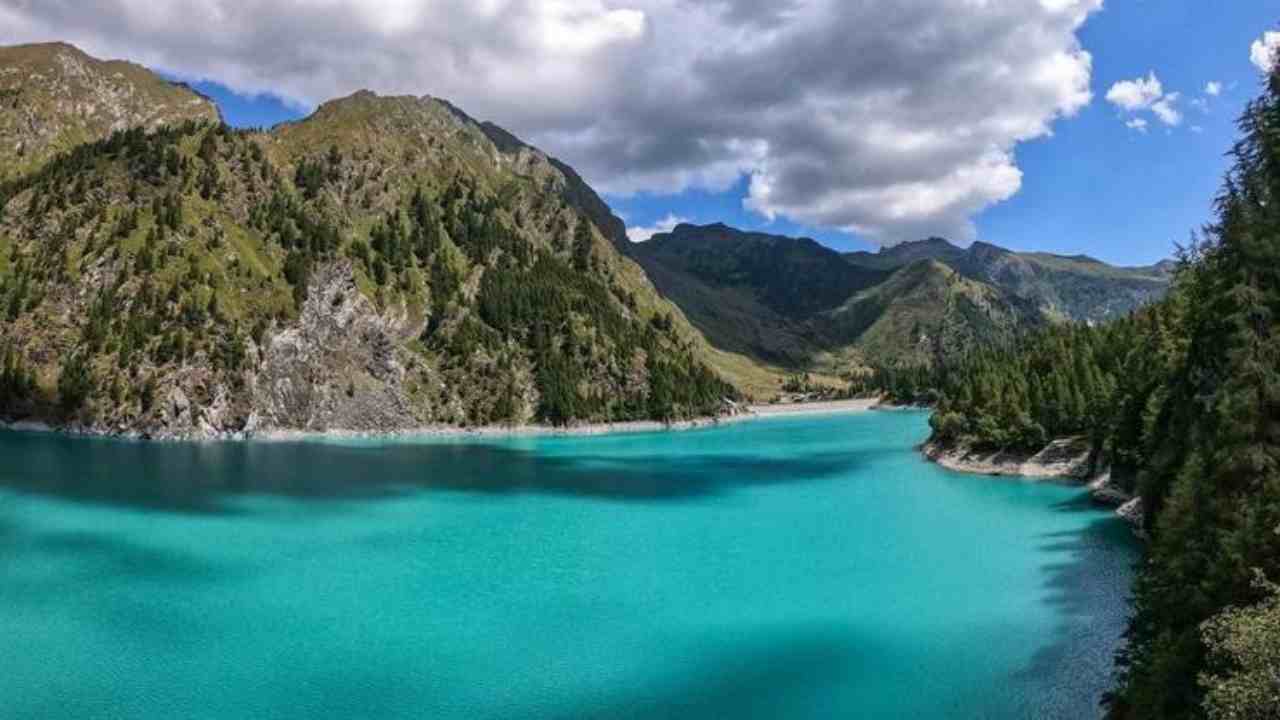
[0, 42, 220, 182]
[846, 237, 1171, 322]
[0, 54, 739, 437]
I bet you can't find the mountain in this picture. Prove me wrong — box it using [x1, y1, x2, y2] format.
[819, 259, 1040, 367]
[632, 224, 1167, 373]
[843, 236, 966, 270]
[0, 44, 745, 438]
[0, 42, 220, 182]
[846, 237, 1171, 323]
[628, 223, 889, 365]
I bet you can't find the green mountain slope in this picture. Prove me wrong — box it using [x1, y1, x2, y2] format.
[820, 259, 1039, 367]
[0, 42, 220, 183]
[0, 46, 744, 437]
[847, 237, 1171, 322]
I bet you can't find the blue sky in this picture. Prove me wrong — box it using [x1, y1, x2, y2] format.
[159, 4, 1275, 266]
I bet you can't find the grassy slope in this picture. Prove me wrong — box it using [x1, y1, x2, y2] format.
[0, 42, 220, 183]
[821, 259, 1035, 367]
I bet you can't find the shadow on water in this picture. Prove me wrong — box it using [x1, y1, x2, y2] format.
[0, 523, 232, 644]
[0, 429, 877, 513]
[547, 624, 875, 720]
[1011, 507, 1139, 720]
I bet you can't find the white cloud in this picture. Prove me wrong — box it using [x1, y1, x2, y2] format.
[1106, 71, 1183, 129]
[1251, 31, 1280, 73]
[1204, 81, 1222, 96]
[0, 0, 1105, 244]
[626, 213, 688, 243]
[1106, 72, 1163, 110]
[1150, 92, 1181, 126]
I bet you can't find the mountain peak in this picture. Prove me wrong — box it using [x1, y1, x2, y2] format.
[883, 236, 957, 253]
[0, 42, 220, 181]
[967, 240, 1012, 256]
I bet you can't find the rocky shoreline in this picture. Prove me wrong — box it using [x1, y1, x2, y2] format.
[0, 398, 883, 443]
[922, 436, 1144, 536]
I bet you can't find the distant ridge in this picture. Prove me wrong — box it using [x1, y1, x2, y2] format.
[631, 223, 1171, 371]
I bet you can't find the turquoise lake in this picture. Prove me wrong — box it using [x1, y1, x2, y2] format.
[0, 410, 1137, 719]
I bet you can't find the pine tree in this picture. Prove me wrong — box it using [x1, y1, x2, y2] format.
[1110, 64, 1280, 720]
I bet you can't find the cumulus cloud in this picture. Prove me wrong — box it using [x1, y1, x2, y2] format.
[1106, 71, 1181, 128]
[1251, 31, 1280, 73]
[0, 0, 1103, 244]
[1106, 72, 1163, 111]
[1150, 93, 1181, 126]
[626, 213, 688, 243]
[1204, 80, 1222, 96]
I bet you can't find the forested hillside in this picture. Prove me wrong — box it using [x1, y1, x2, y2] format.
[919, 303, 1183, 492]
[907, 70, 1280, 720]
[0, 45, 739, 437]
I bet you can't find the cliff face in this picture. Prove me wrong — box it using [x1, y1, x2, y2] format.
[0, 45, 739, 439]
[0, 42, 220, 183]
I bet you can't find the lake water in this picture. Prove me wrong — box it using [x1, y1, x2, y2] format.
[0, 410, 1136, 719]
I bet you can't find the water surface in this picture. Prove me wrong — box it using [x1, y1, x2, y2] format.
[0, 411, 1136, 719]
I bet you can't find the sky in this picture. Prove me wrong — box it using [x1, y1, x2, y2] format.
[2, 1, 1275, 265]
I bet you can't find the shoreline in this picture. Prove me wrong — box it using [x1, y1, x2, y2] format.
[920, 436, 1096, 480]
[0, 398, 886, 444]
[259, 398, 886, 442]
[921, 436, 1145, 535]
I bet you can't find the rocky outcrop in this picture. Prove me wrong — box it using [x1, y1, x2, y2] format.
[921, 436, 1095, 479]
[252, 260, 424, 434]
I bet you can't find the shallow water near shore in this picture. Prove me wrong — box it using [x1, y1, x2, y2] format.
[0, 410, 1136, 719]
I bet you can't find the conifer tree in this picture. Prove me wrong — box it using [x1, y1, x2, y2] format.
[1110, 63, 1280, 720]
